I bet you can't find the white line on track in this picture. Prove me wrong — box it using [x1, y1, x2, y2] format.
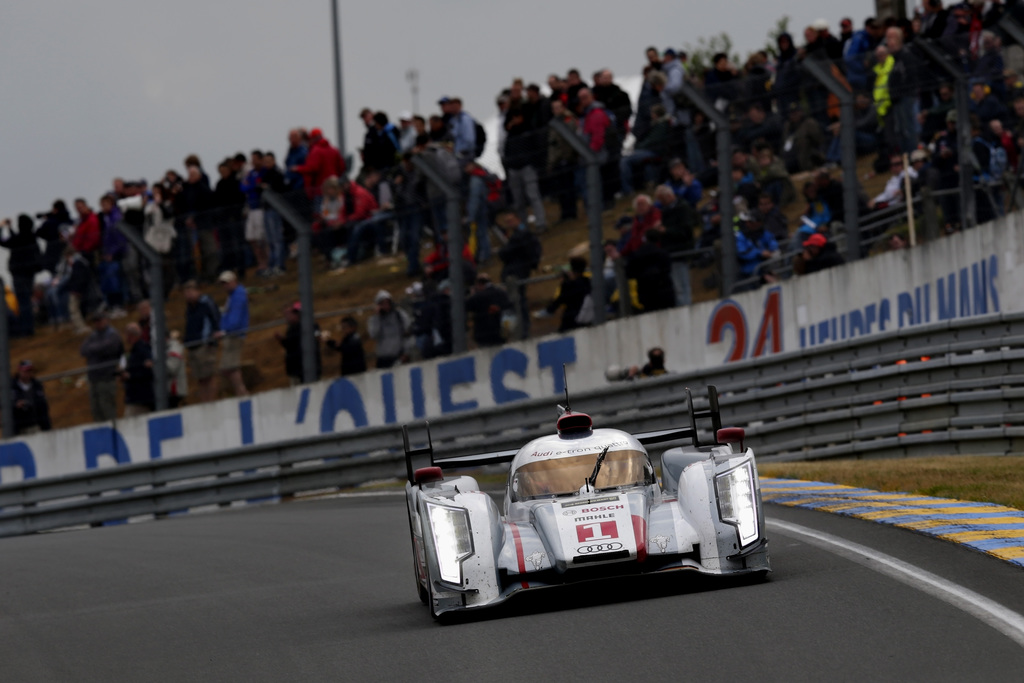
[768, 519, 1024, 649]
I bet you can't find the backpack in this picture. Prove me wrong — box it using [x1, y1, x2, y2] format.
[473, 121, 487, 159]
[974, 136, 1008, 181]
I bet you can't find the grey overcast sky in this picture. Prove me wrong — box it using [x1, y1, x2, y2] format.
[1, 0, 874, 218]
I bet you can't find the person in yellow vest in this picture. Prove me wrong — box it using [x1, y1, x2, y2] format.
[873, 45, 894, 131]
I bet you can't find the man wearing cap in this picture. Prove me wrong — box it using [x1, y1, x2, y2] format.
[79, 310, 124, 422]
[368, 290, 411, 368]
[276, 302, 321, 386]
[216, 271, 249, 397]
[799, 233, 845, 275]
[11, 360, 51, 435]
[183, 280, 221, 403]
[121, 322, 155, 417]
[398, 112, 418, 153]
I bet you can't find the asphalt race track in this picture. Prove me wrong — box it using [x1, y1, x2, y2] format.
[2, 495, 1023, 682]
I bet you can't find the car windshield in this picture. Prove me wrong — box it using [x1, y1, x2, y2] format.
[513, 449, 650, 499]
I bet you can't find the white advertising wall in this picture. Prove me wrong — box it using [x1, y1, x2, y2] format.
[2, 213, 1021, 483]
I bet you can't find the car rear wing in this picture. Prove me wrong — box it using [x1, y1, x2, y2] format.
[636, 385, 723, 448]
[402, 422, 518, 483]
[401, 385, 724, 483]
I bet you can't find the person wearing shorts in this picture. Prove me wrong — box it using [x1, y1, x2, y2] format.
[216, 270, 249, 396]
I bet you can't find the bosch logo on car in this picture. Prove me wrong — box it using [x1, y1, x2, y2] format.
[580, 504, 625, 513]
[577, 542, 624, 554]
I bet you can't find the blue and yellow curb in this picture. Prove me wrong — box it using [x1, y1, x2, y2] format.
[760, 478, 1024, 569]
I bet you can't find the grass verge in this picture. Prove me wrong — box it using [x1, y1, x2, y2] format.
[759, 456, 1024, 510]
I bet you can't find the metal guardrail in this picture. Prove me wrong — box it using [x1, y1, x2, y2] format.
[1, 312, 1023, 537]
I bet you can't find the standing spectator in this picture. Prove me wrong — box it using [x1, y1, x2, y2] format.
[625, 230, 675, 312]
[398, 112, 418, 152]
[167, 330, 188, 408]
[592, 69, 632, 139]
[504, 100, 548, 234]
[326, 315, 368, 376]
[362, 111, 401, 173]
[97, 194, 127, 317]
[71, 198, 101, 262]
[175, 164, 214, 284]
[284, 127, 309, 191]
[216, 271, 249, 397]
[782, 105, 826, 173]
[0, 215, 41, 336]
[183, 280, 220, 403]
[757, 193, 790, 242]
[392, 153, 428, 276]
[212, 159, 246, 279]
[441, 97, 478, 163]
[845, 18, 884, 92]
[144, 184, 177, 298]
[498, 210, 542, 339]
[540, 257, 592, 332]
[547, 99, 579, 222]
[415, 281, 453, 359]
[56, 248, 95, 334]
[241, 150, 268, 276]
[463, 159, 502, 264]
[121, 323, 154, 417]
[260, 152, 289, 275]
[36, 200, 72, 275]
[885, 27, 919, 155]
[11, 360, 50, 435]
[653, 185, 697, 306]
[276, 302, 321, 386]
[368, 290, 410, 368]
[291, 127, 346, 206]
[79, 310, 123, 422]
[524, 84, 552, 128]
[465, 273, 510, 347]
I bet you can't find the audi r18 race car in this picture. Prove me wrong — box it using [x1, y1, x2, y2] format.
[402, 385, 769, 618]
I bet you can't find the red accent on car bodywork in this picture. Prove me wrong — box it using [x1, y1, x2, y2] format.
[632, 515, 647, 562]
[509, 524, 530, 589]
[414, 467, 443, 485]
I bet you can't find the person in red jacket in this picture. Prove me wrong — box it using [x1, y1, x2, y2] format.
[71, 198, 101, 260]
[291, 128, 346, 202]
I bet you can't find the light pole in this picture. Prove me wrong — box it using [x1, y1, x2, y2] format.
[330, 0, 346, 157]
[406, 68, 420, 114]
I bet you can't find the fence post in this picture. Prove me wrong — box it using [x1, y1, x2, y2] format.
[549, 118, 606, 326]
[679, 81, 736, 295]
[115, 222, 168, 412]
[262, 191, 317, 383]
[412, 155, 467, 354]
[802, 59, 861, 261]
[0, 281, 12, 437]
[915, 38, 977, 229]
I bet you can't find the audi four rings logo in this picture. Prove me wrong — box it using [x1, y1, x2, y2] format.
[577, 542, 624, 554]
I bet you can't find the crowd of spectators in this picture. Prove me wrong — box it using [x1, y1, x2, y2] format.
[7, 2, 1024, 428]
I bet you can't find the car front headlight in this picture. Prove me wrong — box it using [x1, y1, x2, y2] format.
[426, 503, 474, 585]
[715, 461, 760, 547]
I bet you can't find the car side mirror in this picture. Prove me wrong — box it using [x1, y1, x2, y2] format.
[717, 427, 745, 451]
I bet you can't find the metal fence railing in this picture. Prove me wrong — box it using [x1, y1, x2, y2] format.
[1, 310, 1021, 538]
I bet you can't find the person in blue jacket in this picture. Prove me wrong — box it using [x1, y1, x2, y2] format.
[216, 270, 249, 397]
[734, 212, 779, 281]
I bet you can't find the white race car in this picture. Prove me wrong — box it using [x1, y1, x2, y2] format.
[402, 385, 769, 618]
